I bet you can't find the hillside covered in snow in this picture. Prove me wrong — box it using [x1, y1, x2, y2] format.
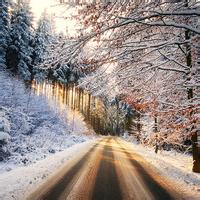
[0, 69, 94, 172]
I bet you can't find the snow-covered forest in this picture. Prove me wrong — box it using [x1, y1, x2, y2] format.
[0, 0, 200, 199]
[0, 0, 95, 168]
[0, 0, 200, 170]
[43, 0, 200, 172]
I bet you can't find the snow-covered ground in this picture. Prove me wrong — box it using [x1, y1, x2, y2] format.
[0, 68, 97, 200]
[0, 140, 97, 200]
[0, 69, 95, 171]
[122, 135, 200, 199]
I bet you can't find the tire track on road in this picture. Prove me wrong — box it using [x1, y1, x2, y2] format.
[61, 138, 107, 200]
[115, 138, 183, 200]
[29, 140, 104, 200]
[91, 138, 122, 200]
[43, 144, 99, 200]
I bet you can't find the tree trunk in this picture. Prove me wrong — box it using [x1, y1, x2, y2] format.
[154, 115, 158, 132]
[184, 0, 200, 172]
[116, 100, 120, 136]
[192, 132, 200, 172]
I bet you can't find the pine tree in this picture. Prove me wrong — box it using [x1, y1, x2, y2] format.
[0, 0, 10, 69]
[7, 0, 34, 81]
[32, 11, 54, 82]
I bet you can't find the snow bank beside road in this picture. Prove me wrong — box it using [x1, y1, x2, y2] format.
[121, 136, 200, 199]
[0, 140, 97, 200]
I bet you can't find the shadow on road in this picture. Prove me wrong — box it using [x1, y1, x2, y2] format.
[42, 143, 100, 200]
[91, 142, 122, 200]
[117, 141, 176, 200]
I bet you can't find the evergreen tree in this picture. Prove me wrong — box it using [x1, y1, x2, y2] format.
[32, 11, 54, 82]
[0, 0, 10, 69]
[7, 0, 34, 81]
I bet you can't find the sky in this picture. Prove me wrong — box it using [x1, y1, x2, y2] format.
[29, 0, 78, 35]
[30, 0, 54, 21]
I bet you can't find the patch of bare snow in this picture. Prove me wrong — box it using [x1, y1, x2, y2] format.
[0, 132, 10, 143]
